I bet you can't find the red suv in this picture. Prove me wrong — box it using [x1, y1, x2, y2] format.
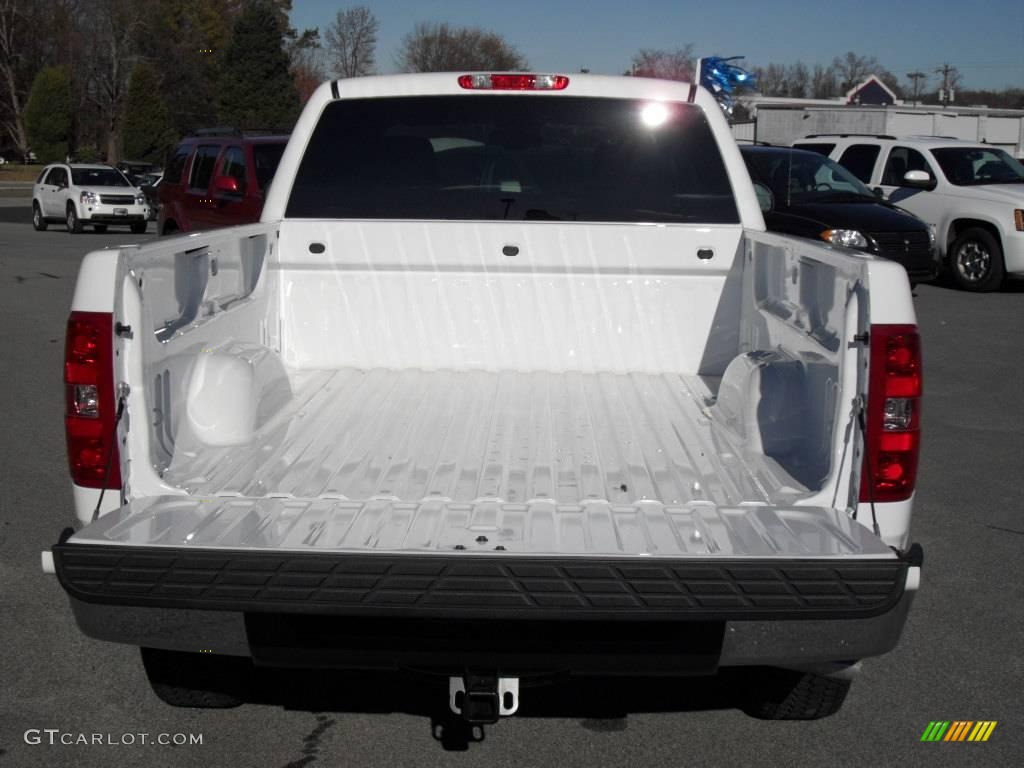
[158, 129, 289, 235]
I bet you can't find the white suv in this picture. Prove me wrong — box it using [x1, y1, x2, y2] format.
[32, 164, 150, 235]
[793, 135, 1024, 291]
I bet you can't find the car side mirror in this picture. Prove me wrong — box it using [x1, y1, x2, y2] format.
[752, 182, 773, 213]
[902, 170, 937, 191]
[213, 175, 241, 195]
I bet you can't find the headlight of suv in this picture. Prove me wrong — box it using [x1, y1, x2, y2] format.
[80, 190, 98, 205]
[135, 193, 146, 205]
[820, 229, 869, 250]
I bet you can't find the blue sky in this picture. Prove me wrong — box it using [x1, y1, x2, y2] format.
[290, 0, 1024, 91]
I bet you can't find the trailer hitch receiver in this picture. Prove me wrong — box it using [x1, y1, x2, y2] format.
[449, 673, 519, 724]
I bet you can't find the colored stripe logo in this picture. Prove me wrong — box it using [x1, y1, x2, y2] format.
[921, 721, 997, 742]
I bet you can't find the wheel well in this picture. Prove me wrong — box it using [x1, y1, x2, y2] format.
[947, 219, 1002, 253]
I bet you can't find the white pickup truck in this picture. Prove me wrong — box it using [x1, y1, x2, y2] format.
[48, 73, 923, 724]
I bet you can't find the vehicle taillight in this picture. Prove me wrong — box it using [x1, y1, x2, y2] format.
[65, 311, 121, 488]
[457, 73, 569, 90]
[860, 324, 921, 503]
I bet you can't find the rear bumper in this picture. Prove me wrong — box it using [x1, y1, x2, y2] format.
[54, 544, 911, 621]
[54, 543, 920, 670]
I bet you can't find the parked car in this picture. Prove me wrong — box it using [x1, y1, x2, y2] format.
[158, 129, 289, 235]
[135, 171, 163, 221]
[117, 160, 160, 185]
[32, 163, 149, 234]
[794, 134, 1024, 291]
[741, 145, 938, 284]
[49, 73, 922, 724]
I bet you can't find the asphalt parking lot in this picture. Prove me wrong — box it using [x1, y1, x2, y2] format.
[0, 203, 1021, 768]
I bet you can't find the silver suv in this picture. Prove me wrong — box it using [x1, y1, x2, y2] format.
[32, 164, 150, 235]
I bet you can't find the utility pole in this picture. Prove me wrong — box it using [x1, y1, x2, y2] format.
[906, 71, 926, 107]
[935, 63, 957, 107]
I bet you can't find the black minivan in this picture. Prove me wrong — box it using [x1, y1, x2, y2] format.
[741, 146, 938, 283]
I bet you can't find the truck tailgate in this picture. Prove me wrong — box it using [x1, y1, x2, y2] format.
[56, 497, 908, 622]
[55, 369, 908, 620]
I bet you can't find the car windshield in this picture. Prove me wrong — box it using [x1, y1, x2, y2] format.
[70, 168, 131, 187]
[286, 96, 739, 223]
[930, 147, 1024, 186]
[743, 149, 874, 205]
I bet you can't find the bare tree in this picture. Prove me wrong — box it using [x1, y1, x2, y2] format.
[396, 22, 526, 72]
[82, 0, 144, 162]
[831, 51, 900, 97]
[755, 63, 788, 96]
[629, 46, 695, 81]
[0, 0, 28, 153]
[786, 61, 809, 99]
[832, 51, 875, 92]
[325, 6, 378, 78]
[811, 63, 838, 99]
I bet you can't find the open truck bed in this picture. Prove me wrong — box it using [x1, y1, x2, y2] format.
[57, 368, 904, 622]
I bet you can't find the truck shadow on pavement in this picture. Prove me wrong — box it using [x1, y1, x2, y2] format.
[236, 668, 740, 752]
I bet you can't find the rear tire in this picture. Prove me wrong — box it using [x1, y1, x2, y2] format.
[93, 224, 108, 233]
[66, 204, 82, 234]
[740, 668, 851, 720]
[130, 221, 147, 234]
[949, 227, 1004, 292]
[140, 647, 247, 708]
[161, 220, 178, 236]
[32, 202, 47, 231]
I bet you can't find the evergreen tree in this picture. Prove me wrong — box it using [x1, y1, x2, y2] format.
[143, 0, 234, 136]
[218, 0, 300, 130]
[25, 66, 72, 163]
[122, 62, 177, 162]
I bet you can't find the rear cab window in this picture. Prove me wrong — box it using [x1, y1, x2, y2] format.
[287, 96, 739, 224]
[837, 144, 882, 184]
[188, 145, 221, 191]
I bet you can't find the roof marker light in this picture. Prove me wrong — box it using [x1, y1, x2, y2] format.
[458, 74, 569, 91]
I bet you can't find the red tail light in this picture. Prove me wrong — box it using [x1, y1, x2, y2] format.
[860, 324, 921, 503]
[65, 311, 121, 488]
[458, 73, 569, 90]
